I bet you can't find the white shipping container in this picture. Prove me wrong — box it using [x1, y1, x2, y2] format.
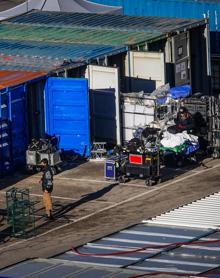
[125, 51, 165, 92]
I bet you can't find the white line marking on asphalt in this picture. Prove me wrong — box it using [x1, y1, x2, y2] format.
[0, 163, 219, 253]
[32, 175, 111, 184]
[31, 169, 207, 186]
[0, 191, 116, 204]
[25, 175, 147, 187]
[30, 193, 116, 204]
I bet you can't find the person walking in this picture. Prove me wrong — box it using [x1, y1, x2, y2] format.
[40, 158, 54, 220]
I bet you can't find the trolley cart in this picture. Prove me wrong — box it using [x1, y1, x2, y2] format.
[26, 137, 62, 174]
[26, 150, 62, 174]
[125, 149, 161, 186]
[105, 154, 128, 182]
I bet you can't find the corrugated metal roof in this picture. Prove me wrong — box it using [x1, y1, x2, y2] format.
[0, 40, 126, 72]
[51, 191, 220, 276]
[0, 23, 159, 46]
[0, 70, 46, 89]
[145, 191, 220, 229]
[1, 192, 219, 277]
[55, 223, 220, 276]
[6, 10, 204, 34]
[0, 258, 142, 278]
[0, 11, 205, 72]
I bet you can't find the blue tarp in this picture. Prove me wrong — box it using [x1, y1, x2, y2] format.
[170, 85, 191, 99]
[185, 143, 200, 155]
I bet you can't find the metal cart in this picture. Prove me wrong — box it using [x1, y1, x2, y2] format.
[125, 148, 161, 186]
[26, 137, 62, 174]
[26, 150, 62, 174]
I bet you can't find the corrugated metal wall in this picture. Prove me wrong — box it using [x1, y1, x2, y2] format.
[0, 85, 28, 175]
[0, 72, 46, 176]
[44, 77, 91, 157]
[91, 0, 220, 31]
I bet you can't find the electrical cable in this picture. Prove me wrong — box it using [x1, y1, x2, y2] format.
[72, 238, 220, 257]
[72, 239, 220, 278]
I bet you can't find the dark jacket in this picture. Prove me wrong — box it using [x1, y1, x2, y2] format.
[175, 112, 195, 131]
[41, 165, 53, 193]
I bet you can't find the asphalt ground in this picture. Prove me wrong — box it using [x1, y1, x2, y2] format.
[0, 157, 219, 272]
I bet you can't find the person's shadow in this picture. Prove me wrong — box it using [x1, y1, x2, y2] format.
[53, 182, 118, 219]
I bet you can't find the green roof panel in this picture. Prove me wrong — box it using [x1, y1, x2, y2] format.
[0, 23, 160, 46]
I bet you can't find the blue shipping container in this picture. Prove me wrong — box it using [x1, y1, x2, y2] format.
[91, 0, 220, 31]
[45, 77, 91, 157]
[0, 85, 28, 176]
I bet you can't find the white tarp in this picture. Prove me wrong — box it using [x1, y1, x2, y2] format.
[0, 0, 123, 20]
[161, 131, 198, 148]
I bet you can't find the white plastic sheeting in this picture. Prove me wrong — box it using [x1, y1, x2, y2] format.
[161, 130, 199, 148]
[0, 0, 123, 21]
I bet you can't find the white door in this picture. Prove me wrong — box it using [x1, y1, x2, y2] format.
[125, 51, 165, 92]
[86, 65, 121, 145]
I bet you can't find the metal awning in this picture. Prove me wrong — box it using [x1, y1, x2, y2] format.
[0, 23, 160, 46]
[7, 10, 206, 34]
[0, 40, 126, 72]
[0, 70, 46, 89]
[0, 11, 207, 72]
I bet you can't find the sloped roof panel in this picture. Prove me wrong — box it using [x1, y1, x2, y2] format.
[7, 10, 205, 34]
[0, 70, 46, 89]
[0, 258, 142, 278]
[0, 39, 126, 72]
[55, 224, 220, 276]
[0, 23, 159, 46]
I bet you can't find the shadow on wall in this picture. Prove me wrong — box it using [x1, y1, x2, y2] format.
[124, 76, 156, 93]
